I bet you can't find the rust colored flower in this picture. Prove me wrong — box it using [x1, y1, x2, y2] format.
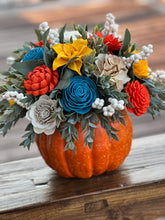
[104, 34, 122, 53]
[33, 40, 51, 47]
[34, 40, 44, 47]
[94, 31, 122, 53]
[125, 80, 150, 116]
[24, 65, 59, 96]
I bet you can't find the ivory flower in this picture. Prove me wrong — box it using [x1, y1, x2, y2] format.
[133, 60, 150, 79]
[95, 54, 130, 91]
[52, 39, 93, 75]
[26, 95, 63, 135]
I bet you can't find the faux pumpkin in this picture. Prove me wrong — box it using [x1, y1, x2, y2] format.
[35, 111, 133, 178]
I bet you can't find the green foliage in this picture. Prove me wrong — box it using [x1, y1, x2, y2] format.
[12, 43, 31, 61]
[35, 29, 42, 41]
[42, 28, 56, 69]
[98, 112, 119, 141]
[82, 50, 97, 76]
[89, 34, 107, 55]
[61, 112, 80, 153]
[81, 112, 99, 149]
[0, 104, 26, 136]
[12, 60, 45, 76]
[59, 25, 66, 43]
[119, 28, 131, 56]
[93, 23, 103, 33]
[142, 79, 165, 117]
[20, 123, 35, 150]
[50, 68, 75, 96]
[73, 24, 88, 40]
[42, 28, 50, 48]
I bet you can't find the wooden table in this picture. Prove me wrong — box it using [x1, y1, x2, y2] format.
[0, 134, 165, 220]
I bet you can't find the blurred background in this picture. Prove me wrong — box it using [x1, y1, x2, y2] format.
[0, 0, 165, 163]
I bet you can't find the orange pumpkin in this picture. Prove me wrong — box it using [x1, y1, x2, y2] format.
[35, 111, 133, 178]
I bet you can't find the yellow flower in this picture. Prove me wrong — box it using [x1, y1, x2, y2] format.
[9, 99, 14, 105]
[133, 60, 150, 79]
[52, 39, 93, 75]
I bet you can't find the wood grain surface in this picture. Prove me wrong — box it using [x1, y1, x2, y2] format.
[0, 133, 165, 219]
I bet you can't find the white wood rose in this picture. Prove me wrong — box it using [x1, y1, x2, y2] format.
[26, 95, 64, 135]
[95, 54, 131, 91]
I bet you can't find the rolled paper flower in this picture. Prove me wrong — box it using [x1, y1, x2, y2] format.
[103, 34, 122, 53]
[22, 47, 44, 62]
[24, 65, 59, 96]
[94, 31, 122, 53]
[125, 80, 150, 116]
[61, 76, 99, 114]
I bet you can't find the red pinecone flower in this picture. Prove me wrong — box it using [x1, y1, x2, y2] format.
[125, 80, 150, 116]
[24, 65, 59, 96]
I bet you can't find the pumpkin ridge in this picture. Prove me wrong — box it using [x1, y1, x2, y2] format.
[92, 123, 110, 176]
[49, 130, 74, 178]
[36, 133, 52, 168]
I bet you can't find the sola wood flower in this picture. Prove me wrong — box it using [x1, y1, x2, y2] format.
[52, 39, 92, 75]
[61, 76, 99, 114]
[26, 95, 63, 135]
[125, 80, 150, 116]
[22, 47, 44, 62]
[133, 60, 150, 79]
[95, 54, 130, 91]
[95, 31, 122, 53]
[24, 65, 59, 96]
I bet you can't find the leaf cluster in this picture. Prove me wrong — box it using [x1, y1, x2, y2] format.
[20, 123, 35, 149]
[82, 50, 97, 76]
[0, 103, 26, 136]
[61, 112, 80, 153]
[81, 111, 99, 149]
[73, 24, 88, 40]
[142, 79, 165, 117]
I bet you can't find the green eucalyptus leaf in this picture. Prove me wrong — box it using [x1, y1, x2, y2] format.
[12, 60, 45, 76]
[119, 28, 131, 56]
[59, 25, 66, 43]
[42, 28, 50, 48]
[55, 68, 75, 90]
[44, 47, 53, 69]
[35, 29, 42, 41]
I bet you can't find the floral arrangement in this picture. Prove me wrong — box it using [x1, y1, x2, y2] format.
[0, 13, 165, 153]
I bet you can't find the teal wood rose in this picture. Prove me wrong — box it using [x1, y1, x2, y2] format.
[22, 47, 44, 62]
[61, 76, 99, 114]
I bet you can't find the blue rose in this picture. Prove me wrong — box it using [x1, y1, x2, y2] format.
[22, 47, 44, 62]
[61, 76, 99, 114]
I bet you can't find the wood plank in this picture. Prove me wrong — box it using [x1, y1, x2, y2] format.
[0, 134, 165, 219]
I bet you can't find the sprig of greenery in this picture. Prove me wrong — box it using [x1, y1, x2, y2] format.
[82, 50, 97, 76]
[61, 112, 80, 153]
[97, 112, 119, 141]
[81, 111, 99, 149]
[73, 24, 88, 40]
[142, 79, 165, 117]
[0, 104, 26, 136]
[119, 28, 131, 56]
[20, 123, 35, 149]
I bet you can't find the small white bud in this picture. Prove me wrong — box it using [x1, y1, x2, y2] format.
[118, 100, 124, 105]
[92, 103, 96, 108]
[6, 56, 16, 65]
[103, 111, 108, 116]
